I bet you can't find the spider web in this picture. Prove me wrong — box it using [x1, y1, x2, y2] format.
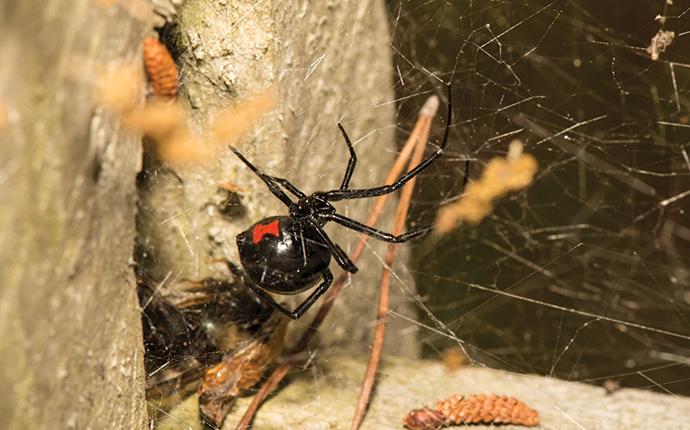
[141, 0, 690, 427]
[386, 0, 690, 396]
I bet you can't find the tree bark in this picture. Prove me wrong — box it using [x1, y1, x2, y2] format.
[0, 1, 422, 428]
[0, 1, 151, 428]
[139, 0, 419, 357]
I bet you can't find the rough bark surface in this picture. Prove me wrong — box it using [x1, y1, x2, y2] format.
[0, 1, 151, 428]
[138, 0, 420, 357]
[158, 356, 690, 430]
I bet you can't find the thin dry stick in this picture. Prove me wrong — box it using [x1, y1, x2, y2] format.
[350, 102, 433, 430]
[236, 95, 440, 430]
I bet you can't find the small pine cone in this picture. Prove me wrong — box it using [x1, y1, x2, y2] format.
[142, 37, 178, 100]
[403, 407, 448, 430]
[434, 394, 539, 427]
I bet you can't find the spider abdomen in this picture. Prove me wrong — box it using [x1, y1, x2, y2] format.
[236, 216, 331, 295]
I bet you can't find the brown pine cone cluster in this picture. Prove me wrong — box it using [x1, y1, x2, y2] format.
[142, 37, 178, 100]
[403, 394, 539, 430]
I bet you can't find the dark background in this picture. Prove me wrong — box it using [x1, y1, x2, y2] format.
[387, 0, 690, 394]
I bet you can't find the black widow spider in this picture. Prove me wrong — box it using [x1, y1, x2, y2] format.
[230, 85, 453, 319]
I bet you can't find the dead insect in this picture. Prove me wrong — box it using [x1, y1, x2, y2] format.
[198, 311, 287, 426]
[138, 262, 286, 427]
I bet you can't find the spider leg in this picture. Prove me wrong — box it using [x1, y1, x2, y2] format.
[322, 159, 470, 241]
[321, 213, 432, 243]
[223, 260, 297, 316]
[321, 84, 452, 202]
[307, 219, 358, 273]
[229, 146, 294, 207]
[243, 270, 333, 319]
[290, 269, 333, 319]
[266, 175, 306, 198]
[337, 123, 357, 190]
[242, 279, 299, 319]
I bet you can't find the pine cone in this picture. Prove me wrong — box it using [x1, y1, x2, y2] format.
[143, 37, 178, 100]
[404, 393, 539, 430]
[435, 394, 539, 426]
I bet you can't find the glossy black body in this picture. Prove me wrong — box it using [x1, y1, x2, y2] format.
[236, 216, 331, 295]
[229, 85, 454, 319]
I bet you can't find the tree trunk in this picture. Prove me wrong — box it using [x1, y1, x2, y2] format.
[139, 0, 419, 356]
[0, 1, 421, 428]
[0, 1, 151, 428]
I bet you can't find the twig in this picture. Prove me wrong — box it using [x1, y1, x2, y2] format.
[350, 97, 434, 430]
[235, 95, 441, 430]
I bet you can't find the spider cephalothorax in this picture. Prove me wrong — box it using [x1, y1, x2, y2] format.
[231, 85, 453, 319]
